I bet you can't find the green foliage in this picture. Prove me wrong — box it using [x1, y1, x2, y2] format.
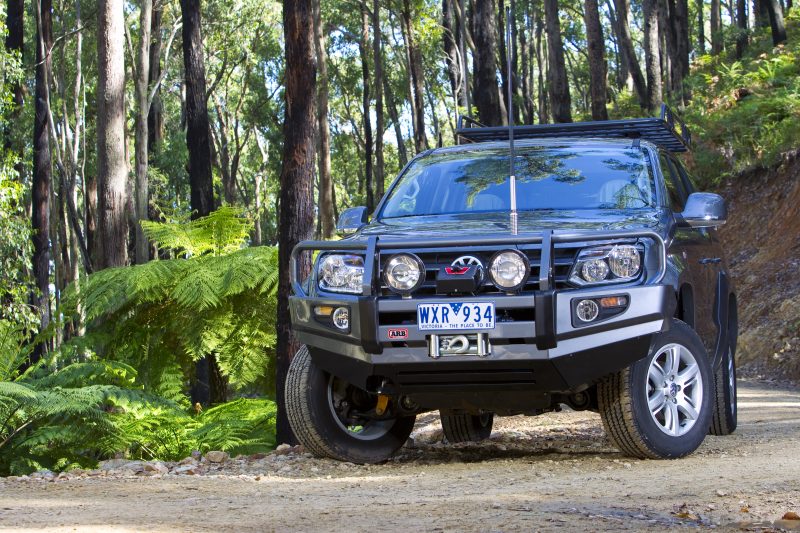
[684, 15, 800, 186]
[0, 350, 156, 475]
[0, 342, 276, 474]
[64, 208, 279, 395]
[105, 398, 276, 462]
[141, 206, 254, 257]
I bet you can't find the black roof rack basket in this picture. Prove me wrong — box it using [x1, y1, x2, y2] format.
[456, 103, 692, 152]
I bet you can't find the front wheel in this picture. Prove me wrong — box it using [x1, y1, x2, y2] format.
[285, 345, 416, 463]
[598, 320, 713, 459]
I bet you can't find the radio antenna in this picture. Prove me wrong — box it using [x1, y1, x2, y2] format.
[505, 6, 518, 235]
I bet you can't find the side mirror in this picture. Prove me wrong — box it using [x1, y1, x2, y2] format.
[336, 206, 368, 236]
[679, 192, 727, 228]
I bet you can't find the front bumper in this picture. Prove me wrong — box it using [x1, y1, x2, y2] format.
[289, 229, 674, 397]
[290, 283, 675, 395]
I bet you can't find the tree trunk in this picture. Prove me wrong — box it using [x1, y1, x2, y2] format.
[673, 0, 691, 103]
[383, 76, 408, 168]
[520, 3, 534, 124]
[358, 6, 374, 213]
[754, 0, 770, 26]
[96, 0, 128, 270]
[4, 0, 24, 182]
[181, 0, 215, 220]
[584, 0, 608, 120]
[313, 0, 334, 238]
[180, 0, 224, 406]
[276, 0, 317, 446]
[765, 0, 787, 44]
[535, 12, 548, 123]
[442, 0, 460, 107]
[372, 0, 385, 201]
[643, 0, 662, 111]
[697, 0, 706, 54]
[711, 0, 723, 54]
[498, 0, 509, 116]
[473, 0, 506, 126]
[677, 0, 690, 69]
[31, 0, 54, 363]
[148, 5, 164, 153]
[736, 0, 748, 58]
[401, 0, 429, 153]
[544, 0, 571, 123]
[134, 0, 153, 265]
[612, 0, 648, 108]
[606, 0, 632, 92]
[457, 0, 470, 112]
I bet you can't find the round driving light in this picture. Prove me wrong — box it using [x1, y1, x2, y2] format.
[581, 259, 610, 283]
[383, 253, 425, 294]
[576, 299, 600, 322]
[488, 250, 530, 291]
[332, 307, 350, 330]
[608, 245, 641, 279]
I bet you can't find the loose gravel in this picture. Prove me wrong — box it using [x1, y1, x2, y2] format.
[1, 380, 799, 532]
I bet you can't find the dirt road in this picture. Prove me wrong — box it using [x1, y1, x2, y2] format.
[2, 380, 799, 532]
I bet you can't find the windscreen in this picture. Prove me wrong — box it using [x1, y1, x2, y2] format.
[379, 146, 656, 219]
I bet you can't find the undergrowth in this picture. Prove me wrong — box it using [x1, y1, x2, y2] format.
[0, 208, 279, 476]
[683, 11, 800, 186]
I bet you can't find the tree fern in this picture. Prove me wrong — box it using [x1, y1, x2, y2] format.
[61, 209, 280, 395]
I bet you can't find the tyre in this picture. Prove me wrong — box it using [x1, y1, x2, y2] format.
[598, 320, 713, 459]
[440, 412, 494, 443]
[285, 345, 416, 464]
[710, 346, 737, 435]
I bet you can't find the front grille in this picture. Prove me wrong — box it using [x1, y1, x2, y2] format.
[377, 244, 579, 297]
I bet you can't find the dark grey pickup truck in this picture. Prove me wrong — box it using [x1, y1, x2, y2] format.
[285, 106, 738, 463]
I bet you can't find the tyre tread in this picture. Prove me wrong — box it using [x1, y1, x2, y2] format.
[440, 413, 493, 443]
[285, 346, 337, 459]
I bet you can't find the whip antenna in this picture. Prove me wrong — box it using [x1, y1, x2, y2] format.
[505, 6, 518, 235]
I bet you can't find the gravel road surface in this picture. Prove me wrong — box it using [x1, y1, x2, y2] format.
[2, 380, 799, 532]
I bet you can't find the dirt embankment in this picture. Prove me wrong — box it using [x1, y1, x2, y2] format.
[718, 152, 800, 381]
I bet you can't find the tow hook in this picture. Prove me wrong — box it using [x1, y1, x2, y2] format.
[375, 394, 390, 416]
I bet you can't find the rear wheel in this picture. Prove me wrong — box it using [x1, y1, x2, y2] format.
[440, 412, 494, 443]
[710, 346, 737, 435]
[598, 320, 713, 459]
[285, 345, 416, 463]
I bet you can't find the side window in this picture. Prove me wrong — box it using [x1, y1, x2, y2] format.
[659, 154, 686, 212]
[672, 159, 697, 194]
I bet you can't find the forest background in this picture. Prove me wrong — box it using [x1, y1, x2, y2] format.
[0, 0, 797, 474]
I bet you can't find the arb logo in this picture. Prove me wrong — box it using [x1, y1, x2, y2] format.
[387, 328, 409, 340]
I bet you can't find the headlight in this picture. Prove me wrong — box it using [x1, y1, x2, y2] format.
[608, 245, 641, 278]
[569, 244, 642, 286]
[488, 250, 530, 291]
[383, 253, 425, 294]
[582, 259, 610, 283]
[318, 254, 364, 294]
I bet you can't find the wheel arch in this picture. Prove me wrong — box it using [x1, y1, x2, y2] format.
[675, 283, 695, 328]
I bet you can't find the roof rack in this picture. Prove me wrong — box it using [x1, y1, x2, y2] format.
[456, 103, 692, 153]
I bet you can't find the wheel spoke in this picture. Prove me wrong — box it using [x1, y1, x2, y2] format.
[666, 401, 680, 434]
[664, 346, 680, 376]
[677, 395, 699, 421]
[677, 363, 699, 386]
[649, 390, 666, 414]
[649, 363, 666, 386]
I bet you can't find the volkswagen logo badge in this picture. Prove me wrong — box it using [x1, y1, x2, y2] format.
[452, 256, 484, 283]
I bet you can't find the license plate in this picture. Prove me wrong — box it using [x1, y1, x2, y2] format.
[417, 302, 495, 331]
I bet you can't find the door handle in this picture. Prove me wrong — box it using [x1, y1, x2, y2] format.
[699, 257, 722, 265]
